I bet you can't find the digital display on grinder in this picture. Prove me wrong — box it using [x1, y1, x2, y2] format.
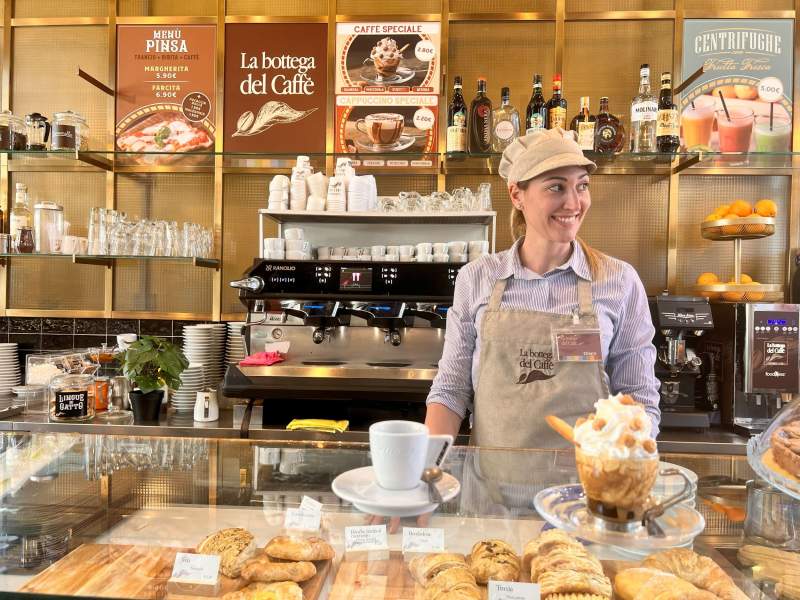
[339, 267, 373, 291]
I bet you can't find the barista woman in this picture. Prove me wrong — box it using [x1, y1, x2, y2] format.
[425, 128, 661, 448]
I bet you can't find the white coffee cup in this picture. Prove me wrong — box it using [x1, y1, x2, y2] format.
[433, 242, 448, 254]
[416, 242, 433, 255]
[387, 246, 400, 255]
[265, 250, 285, 259]
[432, 253, 449, 263]
[332, 246, 346, 256]
[286, 250, 307, 260]
[345, 247, 360, 257]
[448, 241, 467, 254]
[399, 245, 415, 257]
[269, 174, 290, 192]
[77, 238, 89, 255]
[468, 240, 489, 254]
[317, 246, 331, 259]
[416, 253, 433, 263]
[286, 240, 310, 252]
[330, 254, 344, 261]
[369, 420, 453, 490]
[399, 255, 414, 262]
[61, 235, 78, 255]
[264, 237, 285, 251]
[358, 255, 372, 262]
[468, 253, 482, 262]
[451, 253, 468, 263]
[371, 245, 386, 256]
[385, 253, 399, 261]
[284, 228, 305, 240]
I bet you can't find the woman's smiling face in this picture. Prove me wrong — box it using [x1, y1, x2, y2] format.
[510, 165, 592, 244]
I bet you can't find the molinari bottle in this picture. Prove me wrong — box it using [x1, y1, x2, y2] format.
[525, 74, 546, 134]
[468, 78, 493, 154]
[656, 72, 680, 153]
[491, 87, 520, 152]
[546, 74, 567, 130]
[630, 64, 658, 153]
[569, 97, 596, 151]
[447, 76, 468, 154]
[594, 97, 625, 153]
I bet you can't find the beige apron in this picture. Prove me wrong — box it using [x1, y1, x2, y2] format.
[469, 275, 608, 488]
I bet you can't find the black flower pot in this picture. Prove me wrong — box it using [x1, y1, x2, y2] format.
[129, 389, 164, 423]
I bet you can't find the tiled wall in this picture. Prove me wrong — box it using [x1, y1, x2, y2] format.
[6, 317, 206, 354]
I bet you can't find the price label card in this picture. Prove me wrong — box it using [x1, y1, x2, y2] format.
[170, 553, 220, 584]
[402, 527, 445, 553]
[300, 495, 323, 514]
[488, 581, 540, 600]
[344, 524, 388, 552]
[284, 507, 322, 531]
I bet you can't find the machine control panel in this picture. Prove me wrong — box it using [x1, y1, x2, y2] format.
[747, 306, 800, 393]
[656, 295, 714, 329]
[242, 260, 464, 301]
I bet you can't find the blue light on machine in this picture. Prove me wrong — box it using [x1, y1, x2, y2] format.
[768, 319, 788, 325]
[371, 305, 392, 311]
[303, 304, 326, 310]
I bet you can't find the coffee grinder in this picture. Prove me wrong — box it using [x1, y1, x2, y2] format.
[653, 294, 715, 429]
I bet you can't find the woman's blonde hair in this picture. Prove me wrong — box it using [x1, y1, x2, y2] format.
[510, 177, 605, 278]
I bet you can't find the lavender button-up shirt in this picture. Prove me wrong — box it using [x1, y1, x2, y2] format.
[426, 238, 662, 436]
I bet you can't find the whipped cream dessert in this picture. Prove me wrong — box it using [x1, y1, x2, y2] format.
[370, 37, 403, 72]
[573, 393, 657, 459]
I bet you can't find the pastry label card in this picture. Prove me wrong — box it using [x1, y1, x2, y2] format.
[488, 581, 540, 600]
[284, 507, 321, 532]
[300, 495, 323, 514]
[345, 524, 388, 551]
[335, 22, 440, 95]
[402, 527, 445, 553]
[170, 552, 220, 584]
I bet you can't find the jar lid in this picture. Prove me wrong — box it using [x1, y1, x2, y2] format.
[49, 373, 94, 388]
[33, 202, 64, 211]
[11, 384, 46, 395]
[53, 110, 87, 124]
[25, 112, 47, 123]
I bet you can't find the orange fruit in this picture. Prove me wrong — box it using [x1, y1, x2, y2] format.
[715, 204, 731, 217]
[729, 200, 753, 217]
[734, 85, 758, 100]
[703, 213, 721, 222]
[716, 85, 738, 99]
[755, 199, 777, 218]
[749, 282, 765, 301]
[696, 272, 719, 285]
[723, 290, 745, 302]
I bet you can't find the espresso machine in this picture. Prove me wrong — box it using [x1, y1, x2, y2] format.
[224, 260, 461, 432]
[652, 294, 716, 429]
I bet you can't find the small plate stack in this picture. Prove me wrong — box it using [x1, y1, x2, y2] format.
[170, 364, 205, 413]
[0, 343, 21, 394]
[225, 322, 247, 364]
[183, 324, 226, 388]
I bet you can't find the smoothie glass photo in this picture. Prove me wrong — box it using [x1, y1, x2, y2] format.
[681, 104, 715, 150]
[754, 115, 791, 152]
[716, 107, 754, 153]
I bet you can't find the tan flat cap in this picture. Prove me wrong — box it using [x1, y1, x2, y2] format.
[498, 128, 596, 184]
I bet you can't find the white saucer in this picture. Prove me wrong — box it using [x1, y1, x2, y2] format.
[332, 466, 460, 518]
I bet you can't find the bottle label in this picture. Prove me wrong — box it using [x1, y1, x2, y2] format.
[527, 113, 545, 133]
[55, 390, 89, 419]
[548, 107, 566, 130]
[447, 125, 466, 152]
[494, 120, 515, 141]
[576, 122, 596, 151]
[656, 109, 679, 137]
[631, 101, 658, 123]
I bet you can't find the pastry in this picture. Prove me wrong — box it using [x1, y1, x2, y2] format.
[522, 530, 586, 573]
[264, 535, 335, 562]
[643, 548, 748, 600]
[614, 568, 717, 600]
[572, 394, 659, 517]
[546, 596, 609, 600]
[424, 567, 481, 600]
[530, 550, 604, 583]
[410, 553, 467, 586]
[221, 581, 302, 600]
[771, 423, 800, 480]
[196, 528, 257, 579]
[369, 37, 402, 77]
[538, 570, 612, 598]
[468, 539, 520, 584]
[241, 555, 316, 583]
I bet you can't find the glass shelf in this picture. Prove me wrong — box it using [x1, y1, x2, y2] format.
[6, 149, 800, 175]
[0, 253, 219, 268]
[259, 208, 496, 225]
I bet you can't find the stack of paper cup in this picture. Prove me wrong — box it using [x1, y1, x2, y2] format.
[415, 242, 433, 263]
[347, 176, 371, 212]
[306, 172, 328, 211]
[448, 241, 468, 263]
[364, 175, 378, 211]
[268, 175, 290, 211]
[263, 237, 285, 259]
[326, 176, 347, 211]
[468, 240, 490, 262]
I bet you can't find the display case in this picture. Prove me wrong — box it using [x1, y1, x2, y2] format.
[0, 430, 789, 598]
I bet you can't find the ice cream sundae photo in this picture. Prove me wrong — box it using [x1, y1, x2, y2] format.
[369, 37, 406, 78]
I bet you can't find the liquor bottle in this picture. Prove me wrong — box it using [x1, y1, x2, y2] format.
[569, 97, 596, 151]
[630, 64, 658, 153]
[10, 182, 32, 252]
[525, 74, 546, 134]
[594, 97, 625, 153]
[447, 76, 468, 154]
[468, 78, 493, 154]
[492, 87, 520, 152]
[545, 74, 567, 130]
[656, 71, 680, 153]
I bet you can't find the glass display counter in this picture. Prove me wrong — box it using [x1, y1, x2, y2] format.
[0, 432, 792, 599]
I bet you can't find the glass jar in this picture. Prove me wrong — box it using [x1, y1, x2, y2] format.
[51, 111, 88, 151]
[49, 373, 95, 422]
[11, 384, 48, 414]
[17, 226, 34, 253]
[0, 111, 26, 151]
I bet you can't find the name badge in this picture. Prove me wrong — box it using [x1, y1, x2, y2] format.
[552, 324, 602, 363]
[345, 525, 388, 552]
[171, 553, 220, 584]
[488, 581, 540, 600]
[402, 527, 445, 553]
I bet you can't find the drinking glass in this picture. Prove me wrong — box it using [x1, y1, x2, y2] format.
[478, 183, 492, 210]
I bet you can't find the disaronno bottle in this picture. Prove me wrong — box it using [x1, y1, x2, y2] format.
[50, 373, 95, 422]
[570, 97, 596, 151]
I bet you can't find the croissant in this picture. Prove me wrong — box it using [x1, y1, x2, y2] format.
[424, 567, 482, 600]
[409, 553, 467, 587]
[615, 568, 718, 600]
[642, 548, 749, 600]
[522, 530, 587, 575]
[263, 535, 334, 562]
[468, 539, 520, 584]
[221, 581, 302, 600]
[240, 555, 316, 583]
[530, 549, 604, 583]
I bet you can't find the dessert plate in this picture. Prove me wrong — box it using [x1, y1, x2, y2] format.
[332, 466, 460, 518]
[534, 483, 705, 556]
[360, 65, 415, 85]
[355, 135, 417, 153]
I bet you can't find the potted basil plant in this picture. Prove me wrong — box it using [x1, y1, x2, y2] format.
[120, 335, 188, 422]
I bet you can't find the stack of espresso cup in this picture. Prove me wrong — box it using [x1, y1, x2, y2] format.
[268, 175, 289, 211]
[468, 240, 490, 262]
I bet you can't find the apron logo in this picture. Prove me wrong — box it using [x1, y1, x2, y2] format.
[517, 348, 555, 385]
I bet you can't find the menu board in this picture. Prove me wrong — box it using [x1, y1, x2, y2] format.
[334, 22, 441, 163]
[681, 19, 794, 152]
[224, 23, 327, 153]
[116, 25, 217, 155]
